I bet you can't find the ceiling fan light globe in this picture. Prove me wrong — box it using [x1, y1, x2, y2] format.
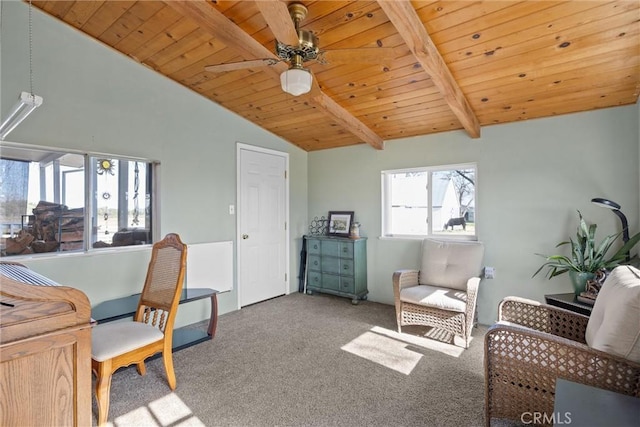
[280, 68, 312, 96]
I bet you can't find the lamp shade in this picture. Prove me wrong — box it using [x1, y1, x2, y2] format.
[591, 197, 621, 210]
[280, 68, 312, 96]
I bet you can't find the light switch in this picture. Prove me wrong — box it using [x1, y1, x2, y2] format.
[229, 205, 235, 215]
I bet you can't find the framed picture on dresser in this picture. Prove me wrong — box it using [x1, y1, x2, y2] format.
[327, 211, 354, 237]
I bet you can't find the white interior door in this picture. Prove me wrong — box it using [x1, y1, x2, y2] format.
[238, 145, 288, 307]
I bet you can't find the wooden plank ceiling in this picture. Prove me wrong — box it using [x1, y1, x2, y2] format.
[32, 0, 640, 151]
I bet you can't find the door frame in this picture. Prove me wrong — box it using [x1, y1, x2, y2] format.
[236, 143, 290, 310]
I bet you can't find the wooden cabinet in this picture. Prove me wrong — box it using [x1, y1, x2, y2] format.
[0, 264, 93, 427]
[305, 236, 367, 304]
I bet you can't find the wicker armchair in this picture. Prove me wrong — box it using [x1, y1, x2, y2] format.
[485, 265, 640, 426]
[393, 238, 484, 348]
[91, 233, 187, 425]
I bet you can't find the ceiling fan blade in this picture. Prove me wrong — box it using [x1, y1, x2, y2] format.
[204, 58, 280, 73]
[256, 1, 300, 46]
[319, 48, 399, 65]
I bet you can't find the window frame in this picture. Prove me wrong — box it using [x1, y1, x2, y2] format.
[0, 141, 160, 259]
[381, 162, 478, 241]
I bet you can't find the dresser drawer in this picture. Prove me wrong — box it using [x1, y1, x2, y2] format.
[338, 242, 353, 258]
[307, 239, 321, 255]
[320, 257, 354, 276]
[340, 276, 355, 293]
[307, 255, 321, 271]
[307, 271, 322, 288]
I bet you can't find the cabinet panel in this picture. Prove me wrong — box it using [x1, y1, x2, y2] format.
[321, 256, 340, 274]
[322, 274, 340, 291]
[320, 240, 340, 257]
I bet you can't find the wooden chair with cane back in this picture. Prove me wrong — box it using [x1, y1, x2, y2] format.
[91, 233, 187, 425]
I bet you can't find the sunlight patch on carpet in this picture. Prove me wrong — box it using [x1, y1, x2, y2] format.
[110, 392, 205, 427]
[341, 331, 423, 374]
[371, 326, 465, 358]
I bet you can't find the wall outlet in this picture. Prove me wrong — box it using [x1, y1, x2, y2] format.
[484, 266, 495, 279]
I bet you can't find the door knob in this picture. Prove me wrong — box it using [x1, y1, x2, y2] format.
[242, 234, 249, 239]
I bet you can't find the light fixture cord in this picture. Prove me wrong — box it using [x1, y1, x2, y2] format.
[29, 0, 35, 98]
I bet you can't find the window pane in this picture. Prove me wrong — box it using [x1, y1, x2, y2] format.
[91, 157, 152, 248]
[389, 171, 428, 235]
[432, 168, 475, 236]
[1, 149, 85, 256]
[382, 164, 476, 239]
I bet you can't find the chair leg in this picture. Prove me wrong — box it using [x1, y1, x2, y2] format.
[94, 361, 113, 426]
[163, 349, 177, 390]
[136, 361, 146, 376]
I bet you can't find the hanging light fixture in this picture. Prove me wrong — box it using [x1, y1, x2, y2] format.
[0, 92, 44, 141]
[280, 54, 312, 96]
[0, 0, 43, 141]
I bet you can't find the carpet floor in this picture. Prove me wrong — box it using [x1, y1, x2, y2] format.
[96, 292, 488, 427]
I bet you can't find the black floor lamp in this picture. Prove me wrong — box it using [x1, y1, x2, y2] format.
[591, 197, 630, 260]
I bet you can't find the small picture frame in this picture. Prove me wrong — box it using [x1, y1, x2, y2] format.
[327, 211, 354, 237]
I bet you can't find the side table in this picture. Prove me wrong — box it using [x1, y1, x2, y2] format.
[544, 292, 593, 316]
[553, 379, 640, 426]
[92, 287, 218, 351]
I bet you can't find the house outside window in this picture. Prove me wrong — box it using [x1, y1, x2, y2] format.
[381, 163, 477, 239]
[0, 143, 157, 257]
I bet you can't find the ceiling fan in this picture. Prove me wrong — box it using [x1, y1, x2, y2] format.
[204, 2, 397, 96]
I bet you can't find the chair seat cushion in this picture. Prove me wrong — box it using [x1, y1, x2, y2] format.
[400, 284, 467, 313]
[585, 265, 640, 363]
[92, 321, 164, 362]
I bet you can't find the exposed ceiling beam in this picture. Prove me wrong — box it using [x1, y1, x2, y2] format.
[166, 0, 384, 150]
[378, 0, 481, 138]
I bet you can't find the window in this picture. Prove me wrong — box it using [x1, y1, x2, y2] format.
[381, 163, 477, 239]
[0, 144, 157, 257]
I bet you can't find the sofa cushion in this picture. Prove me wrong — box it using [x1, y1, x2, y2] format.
[419, 239, 484, 291]
[585, 265, 640, 363]
[400, 284, 467, 313]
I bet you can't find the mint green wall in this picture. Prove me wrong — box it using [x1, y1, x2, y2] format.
[309, 106, 639, 325]
[2, 2, 638, 328]
[1, 2, 308, 327]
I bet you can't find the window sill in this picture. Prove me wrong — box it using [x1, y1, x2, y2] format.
[4, 244, 153, 262]
[378, 235, 478, 242]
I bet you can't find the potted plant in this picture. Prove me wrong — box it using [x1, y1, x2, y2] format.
[533, 211, 640, 295]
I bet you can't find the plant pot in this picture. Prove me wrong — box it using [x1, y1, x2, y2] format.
[569, 270, 595, 295]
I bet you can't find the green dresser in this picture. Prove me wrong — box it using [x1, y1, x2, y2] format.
[304, 235, 367, 304]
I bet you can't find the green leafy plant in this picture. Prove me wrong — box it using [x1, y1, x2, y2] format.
[533, 211, 640, 279]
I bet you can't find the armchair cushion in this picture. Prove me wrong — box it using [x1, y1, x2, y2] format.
[585, 265, 640, 363]
[418, 239, 484, 291]
[400, 284, 467, 312]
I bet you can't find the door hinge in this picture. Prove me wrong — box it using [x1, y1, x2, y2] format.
[285, 273, 287, 281]
[285, 222, 287, 230]
[284, 170, 287, 179]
